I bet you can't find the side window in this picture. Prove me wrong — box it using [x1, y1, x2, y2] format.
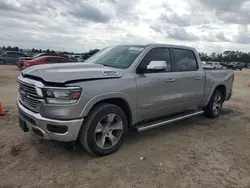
[54, 57, 65, 63]
[6, 53, 15, 57]
[173, 49, 198, 72]
[53, 58, 60, 63]
[139, 48, 172, 72]
[4, 53, 12, 57]
[45, 57, 54, 63]
[59, 58, 69, 63]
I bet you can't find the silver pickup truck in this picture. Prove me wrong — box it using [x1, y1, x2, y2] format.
[17, 44, 234, 156]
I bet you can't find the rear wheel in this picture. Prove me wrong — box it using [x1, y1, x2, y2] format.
[79, 103, 127, 156]
[0, 60, 5, 65]
[203, 90, 224, 118]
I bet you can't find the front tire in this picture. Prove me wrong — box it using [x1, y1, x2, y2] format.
[203, 90, 224, 118]
[79, 103, 128, 156]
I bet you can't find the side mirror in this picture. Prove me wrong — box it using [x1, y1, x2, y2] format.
[146, 61, 167, 71]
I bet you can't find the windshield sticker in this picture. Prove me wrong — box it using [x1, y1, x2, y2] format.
[129, 47, 144, 52]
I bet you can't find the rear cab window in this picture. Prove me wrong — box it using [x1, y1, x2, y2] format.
[172, 48, 198, 72]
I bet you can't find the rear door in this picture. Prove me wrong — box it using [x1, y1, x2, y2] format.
[5, 53, 18, 64]
[1, 53, 12, 63]
[170, 48, 205, 111]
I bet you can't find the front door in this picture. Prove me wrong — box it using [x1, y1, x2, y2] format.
[135, 47, 178, 122]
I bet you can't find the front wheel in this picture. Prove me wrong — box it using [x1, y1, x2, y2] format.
[79, 103, 127, 156]
[203, 90, 224, 118]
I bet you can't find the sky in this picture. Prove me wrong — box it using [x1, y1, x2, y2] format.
[0, 0, 250, 53]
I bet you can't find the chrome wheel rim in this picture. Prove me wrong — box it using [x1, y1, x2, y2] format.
[94, 113, 123, 150]
[213, 94, 222, 115]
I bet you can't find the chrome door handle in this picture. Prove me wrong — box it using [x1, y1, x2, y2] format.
[195, 76, 202, 80]
[166, 78, 176, 82]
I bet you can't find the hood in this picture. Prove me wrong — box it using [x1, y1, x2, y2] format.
[22, 63, 123, 84]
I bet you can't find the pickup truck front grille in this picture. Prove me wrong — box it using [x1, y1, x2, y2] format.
[18, 81, 43, 112]
[19, 82, 37, 96]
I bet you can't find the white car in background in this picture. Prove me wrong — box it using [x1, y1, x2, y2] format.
[203, 62, 224, 69]
[201, 61, 207, 68]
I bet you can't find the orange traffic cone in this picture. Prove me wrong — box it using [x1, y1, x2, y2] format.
[0, 103, 4, 116]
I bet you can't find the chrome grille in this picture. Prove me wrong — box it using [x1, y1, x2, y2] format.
[18, 81, 42, 111]
[19, 82, 37, 96]
[19, 94, 37, 108]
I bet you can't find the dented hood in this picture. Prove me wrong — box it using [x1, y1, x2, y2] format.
[22, 63, 122, 84]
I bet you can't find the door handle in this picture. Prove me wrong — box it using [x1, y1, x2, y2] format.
[195, 76, 202, 80]
[166, 78, 176, 82]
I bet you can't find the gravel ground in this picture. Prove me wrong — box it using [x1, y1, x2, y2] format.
[0, 65, 250, 188]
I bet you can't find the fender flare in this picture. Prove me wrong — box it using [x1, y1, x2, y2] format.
[80, 92, 133, 119]
[205, 83, 226, 106]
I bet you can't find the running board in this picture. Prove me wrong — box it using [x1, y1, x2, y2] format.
[135, 110, 204, 132]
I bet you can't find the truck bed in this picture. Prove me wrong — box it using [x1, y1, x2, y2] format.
[201, 68, 234, 107]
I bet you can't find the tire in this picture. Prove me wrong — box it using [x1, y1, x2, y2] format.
[203, 90, 224, 118]
[0, 60, 5, 65]
[79, 103, 128, 156]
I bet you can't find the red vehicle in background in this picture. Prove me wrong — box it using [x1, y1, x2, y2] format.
[22, 56, 71, 69]
[17, 53, 69, 69]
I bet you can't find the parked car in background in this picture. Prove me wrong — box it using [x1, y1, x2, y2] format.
[201, 61, 207, 67]
[226, 62, 244, 70]
[205, 62, 224, 69]
[22, 56, 71, 69]
[17, 44, 234, 156]
[0, 51, 28, 64]
[201, 61, 213, 69]
[17, 52, 69, 69]
[75, 55, 84, 62]
[69, 56, 79, 62]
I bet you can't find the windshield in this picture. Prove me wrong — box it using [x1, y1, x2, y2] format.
[85, 45, 145, 69]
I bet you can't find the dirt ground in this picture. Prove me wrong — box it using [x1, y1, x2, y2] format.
[0, 65, 250, 188]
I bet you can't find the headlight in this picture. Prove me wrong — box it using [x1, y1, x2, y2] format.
[43, 87, 82, 104]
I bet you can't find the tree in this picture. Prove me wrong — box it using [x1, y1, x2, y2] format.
[2, 46, 6, 51]
[89, 49, 99, 56]
[13, 46, 19, 51]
